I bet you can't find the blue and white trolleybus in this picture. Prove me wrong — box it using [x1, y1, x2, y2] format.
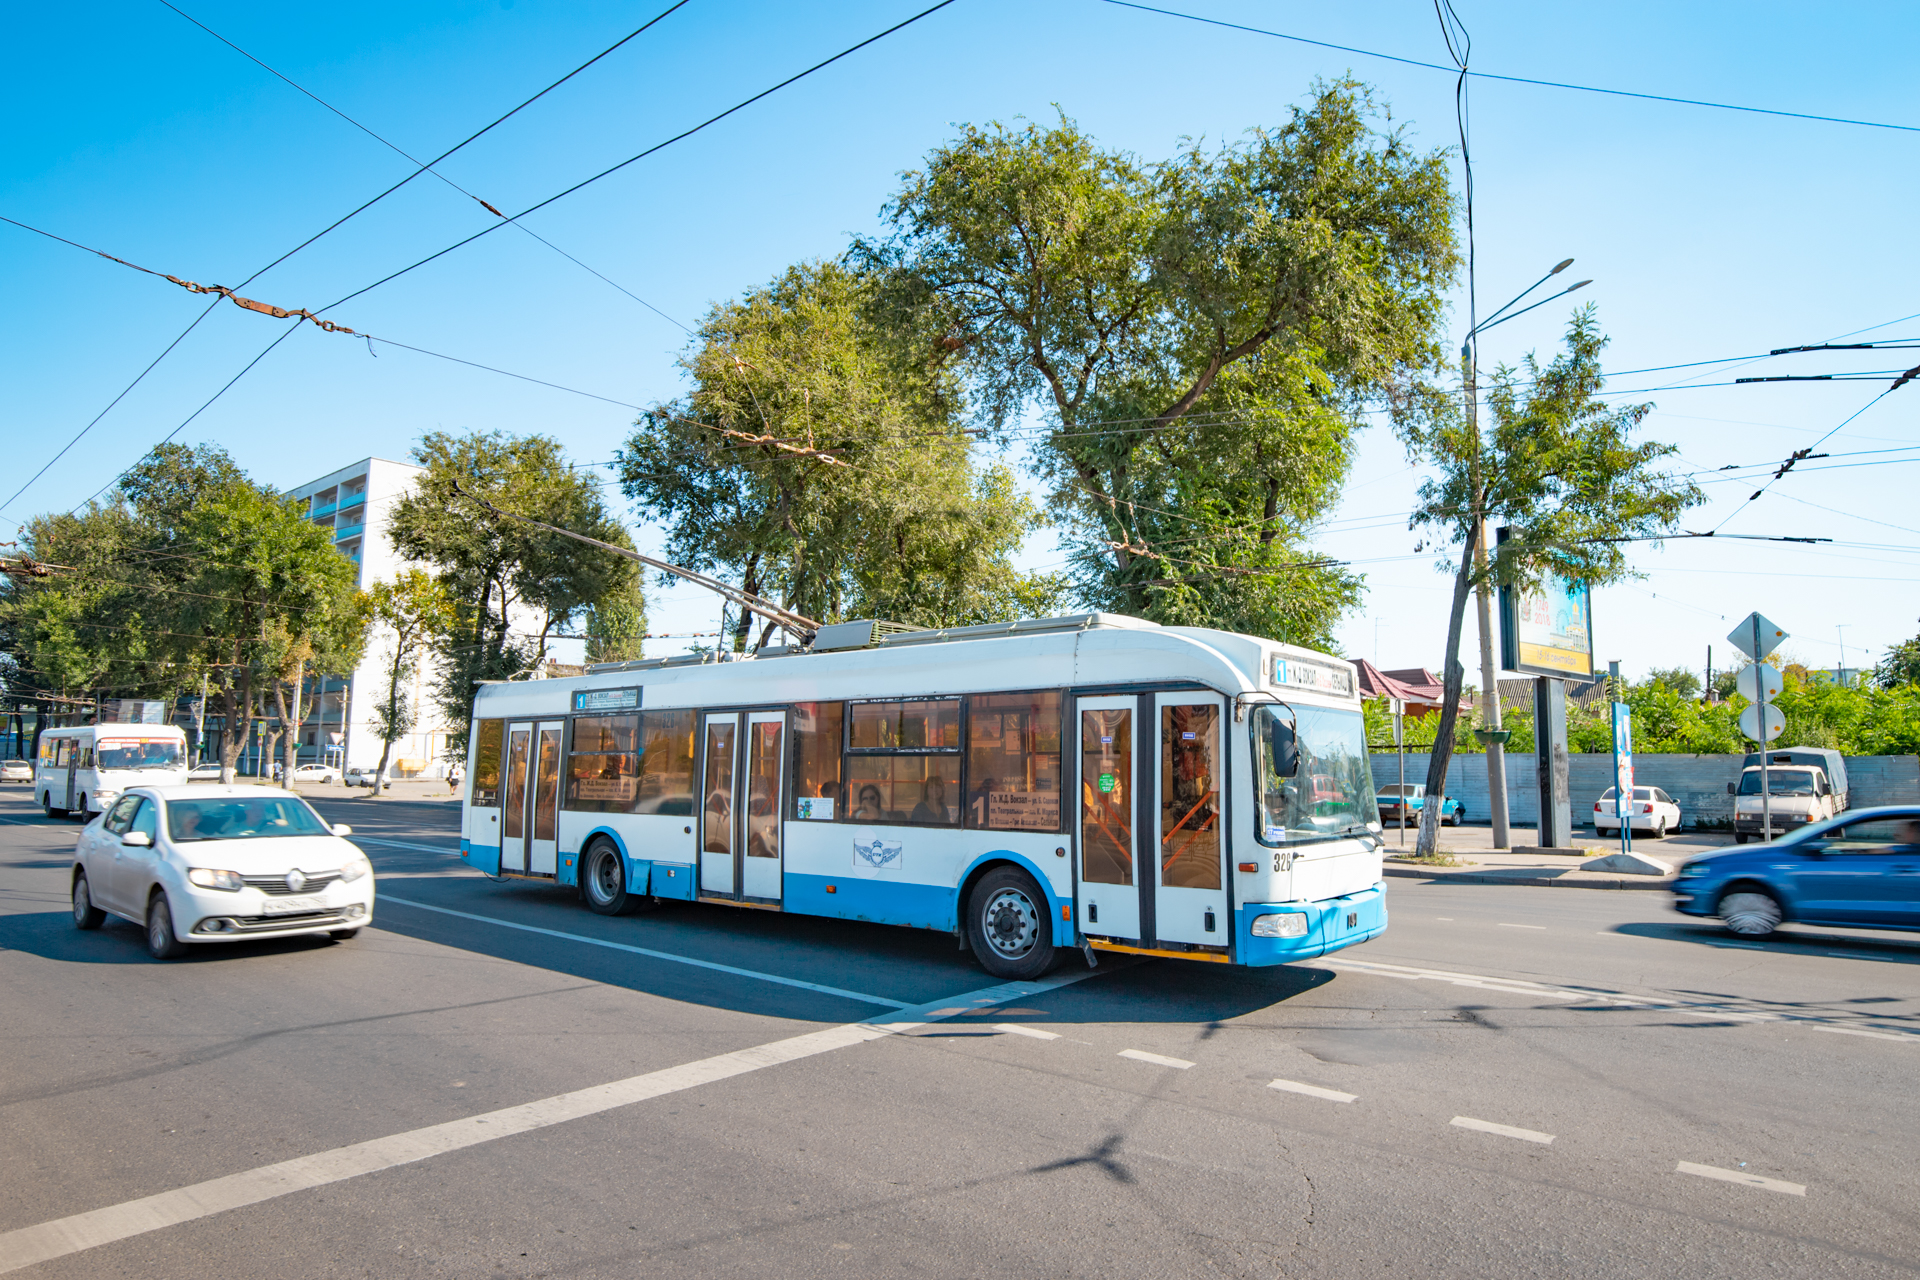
[457, 612, 1386, 978]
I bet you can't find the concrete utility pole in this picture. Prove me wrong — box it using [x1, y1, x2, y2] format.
[1465, 339, 1511, 849]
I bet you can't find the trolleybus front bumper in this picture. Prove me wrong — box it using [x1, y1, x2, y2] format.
[1236, 883, 1385, 965]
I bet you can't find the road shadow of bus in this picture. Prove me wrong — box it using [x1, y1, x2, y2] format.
[1610, 920, 1920, 966]
[365, 878, 1336, 1028]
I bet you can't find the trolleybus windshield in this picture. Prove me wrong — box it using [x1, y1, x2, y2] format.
[1253, 705, 1377, 846]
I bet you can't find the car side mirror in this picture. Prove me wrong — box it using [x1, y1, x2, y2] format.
[1726, 783, 1736, 795]
[331, 823, 353, 837]
[1268, 721, 1300, 778]
[121, 831, 152, 848]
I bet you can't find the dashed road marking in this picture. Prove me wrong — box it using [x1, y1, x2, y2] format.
[1268, 1079, 1356, 1103]
[1498, 923, 1546, 930]
[1677, 1161, 1805, 1196]
[1811, 1025, 1913, 1043]
[1451, 1116, 1553, 1144]
[1119, 1049, 1193, 1070]
[0, 971, 1107, 1275]
[995, 1023, 1061, 1040]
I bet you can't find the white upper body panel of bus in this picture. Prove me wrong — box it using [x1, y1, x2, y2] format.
[470, 613, 1359, 718]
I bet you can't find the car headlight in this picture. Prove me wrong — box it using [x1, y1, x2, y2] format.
[1678, 862, 1707, 877]
[337, 854, 371, 884]
[1251, 912, 1309, 938]
[187, 868, 244, 891]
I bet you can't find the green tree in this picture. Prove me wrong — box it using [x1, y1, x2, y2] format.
[861, 84, 1456, 647]
[1878, 624, 1920, 688]
[388, 430, 641, 756]
[583, 577, 648, 665]
[619, 260, 1058, 648]
[1401, 308, 1704, 855]
[364, 569, 453, 790]
[1645, 665, 1702, 699]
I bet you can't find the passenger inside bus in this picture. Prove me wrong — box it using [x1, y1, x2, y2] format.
[853, 784, 887, 822]
[910, 775, 952, 825]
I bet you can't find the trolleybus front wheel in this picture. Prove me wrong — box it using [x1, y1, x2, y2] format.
[967, 865, 1057, 980]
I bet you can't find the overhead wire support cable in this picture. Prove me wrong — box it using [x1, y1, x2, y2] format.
[1099, 0, 1920, 134]
[6, 1, 695, 522]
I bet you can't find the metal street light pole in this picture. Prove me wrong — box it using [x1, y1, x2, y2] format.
[1464, 259, 1589, 850]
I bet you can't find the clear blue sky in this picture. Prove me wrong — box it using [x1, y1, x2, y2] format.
[6, 0, 1916, 677]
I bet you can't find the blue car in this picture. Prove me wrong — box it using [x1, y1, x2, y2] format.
[1672, 806, 1920, 937]
[1376, 783, 1465, 827]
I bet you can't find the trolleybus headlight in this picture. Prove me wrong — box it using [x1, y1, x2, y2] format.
[187, 868, 244, 892]
[337, 854, 371, 884]
[1250, 912, 1308, 939]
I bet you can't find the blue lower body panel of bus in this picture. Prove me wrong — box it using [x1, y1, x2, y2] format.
[461, 839, 500, 876]
[1235, 884, 1386, 966]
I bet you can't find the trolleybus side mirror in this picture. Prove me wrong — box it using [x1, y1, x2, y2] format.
[1269, 721, 1300, 777]
[1726, 782, 1736, 795]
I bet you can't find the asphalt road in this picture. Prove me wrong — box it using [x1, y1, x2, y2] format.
[3, 786, 1918, 1278]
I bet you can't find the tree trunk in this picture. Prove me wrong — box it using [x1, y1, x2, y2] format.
[277, 668, 304, 786]
[1416, 528, 1481, 857]
[373, 646, 405, 797]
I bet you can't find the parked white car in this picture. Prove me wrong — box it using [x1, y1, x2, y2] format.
[1, 759, 32, 782]
[186, 762, 223, 780]
[71, 785, 374, 959]
[344, 765, 392, 789]
[1592, 786, 1683, 837]
[290, 763, 341, 784]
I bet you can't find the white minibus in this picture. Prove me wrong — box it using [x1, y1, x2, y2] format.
[37, 723, 190, 820]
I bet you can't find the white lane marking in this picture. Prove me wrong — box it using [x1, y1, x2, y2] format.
[1268, 1078, 1356, 1103]
[1811, 1025, 1913, 1043]
[381, 895, 910, 1009]
[352, 837, 461, 855]
[1450, 1116, 1554, 1144]
[1498, 923, 1546, 930]
[1435, 917, 1454, 921]
[1118, 1049, 1193, 1069]
[995, 1023, 1061, 1040]
[0, 967, 1105, 1275]
[1677, 1161, 1805, 1196]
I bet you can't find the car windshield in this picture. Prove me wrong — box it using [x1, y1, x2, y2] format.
[96, 738, 185, 770]
[1255, 705, 1377, 846]
[1378, 784, 1420, 797]
[1739, 770, 1816, 796]
[166, 796, 332, 842]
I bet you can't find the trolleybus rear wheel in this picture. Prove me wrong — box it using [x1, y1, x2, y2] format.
[581, 838, 637, 916]
[967, 865, 1057, 980]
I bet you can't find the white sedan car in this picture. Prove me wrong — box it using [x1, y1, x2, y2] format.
[1592, 786, 1684, 838]
[1, 758, 31, 782]
[71, 785, 375, 959]
[290, 763, 341, 784]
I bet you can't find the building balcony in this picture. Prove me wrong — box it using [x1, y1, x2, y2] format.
[333, 521, 365, 540]
[309, 501, 337, 518]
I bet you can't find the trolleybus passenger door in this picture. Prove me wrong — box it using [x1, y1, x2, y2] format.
[527, 720, 563, 875]
[740, 711, 786, 904]
[1075, 696, 1140, 941]
[65, 740, 80, 812]
[500, 722, 533, 873]
[1154, 693, 1228, 946]
[699, 713, 739, 897]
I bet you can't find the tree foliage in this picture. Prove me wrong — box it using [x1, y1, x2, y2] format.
[365, 569, 453, 784]
[1878, 624, 1920, 690]
[387, 430, 641, 755]
[861, 83, 1457, 648]
[618, 260, 1058, 648]
[1399, 308, 1704, 853]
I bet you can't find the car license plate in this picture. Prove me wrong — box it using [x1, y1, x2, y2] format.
[261, 895, 326, 916]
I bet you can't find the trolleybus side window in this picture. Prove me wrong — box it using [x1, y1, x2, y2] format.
[790, 702, 843, 820]
[845, 698, 961, 826]
[565, 714, 638, 813]
[965, 691, 1063, 832]
[636, 710, 696, 815]
[470, 719, 504, 807]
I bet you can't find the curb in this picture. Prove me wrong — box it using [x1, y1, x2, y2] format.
[1384, 865, 1674, 891]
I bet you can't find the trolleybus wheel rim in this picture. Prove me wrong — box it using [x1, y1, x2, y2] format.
[981, 886, 1040, 960]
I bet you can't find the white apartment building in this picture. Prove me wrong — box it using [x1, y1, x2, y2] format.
[286, 457, 452, 778]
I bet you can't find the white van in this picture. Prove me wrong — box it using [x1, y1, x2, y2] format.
[36, 723, 190, 820]
[1729, 764, 1838, 842]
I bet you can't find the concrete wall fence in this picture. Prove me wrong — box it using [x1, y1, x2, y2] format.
[1369, 752, 1920, 830]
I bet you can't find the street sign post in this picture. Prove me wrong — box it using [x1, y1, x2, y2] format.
[1391, 698, 1406, 847]
[1611, 700, 1633, 856]
[1729, 612, 1790, 839]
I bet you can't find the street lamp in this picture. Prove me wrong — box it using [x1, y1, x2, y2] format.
[1461, 258, 1592, 849]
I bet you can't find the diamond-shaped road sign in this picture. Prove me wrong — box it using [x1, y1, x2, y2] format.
[1728, 612, 1788, 662]
[1736, 663, 1784, 702]
[1739, 703, 1786, 742]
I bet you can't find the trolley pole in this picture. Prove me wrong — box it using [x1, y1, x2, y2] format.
[1755, 615, 1772, 841]
[1465, 340, 1511, 848]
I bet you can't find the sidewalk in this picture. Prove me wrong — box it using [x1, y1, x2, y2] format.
[1378, 821, 1732, 891]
